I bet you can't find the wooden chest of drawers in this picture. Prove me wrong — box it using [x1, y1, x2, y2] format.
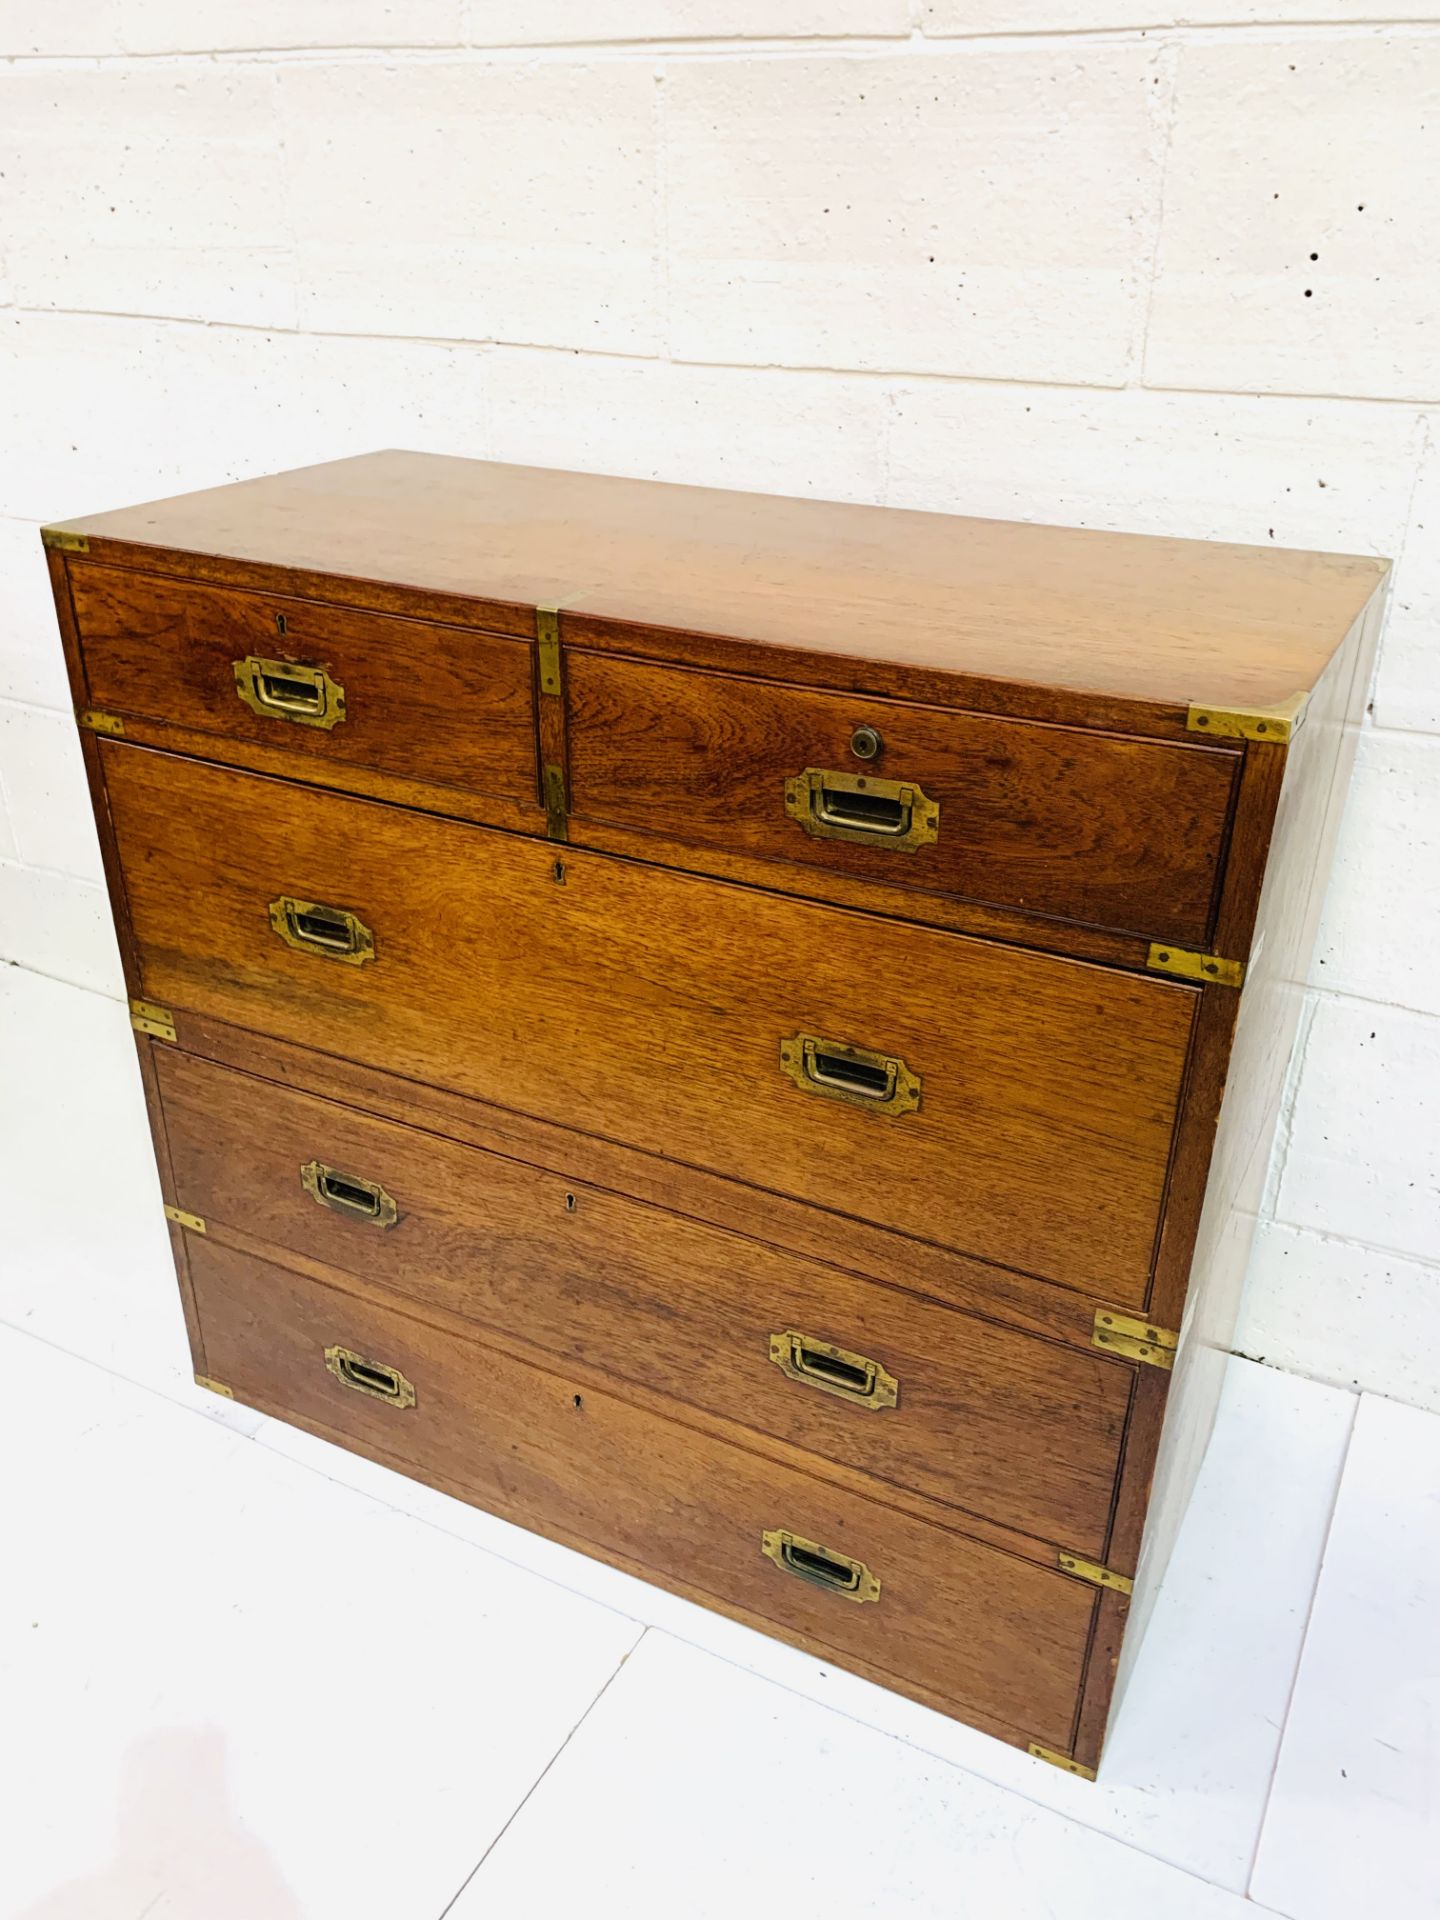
[44, 453, 1388, 1777]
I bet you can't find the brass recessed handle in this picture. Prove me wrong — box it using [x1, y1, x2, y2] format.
[268, 896, 375, 965]
[324, 1345, 415, 1408]
[301, 1160, 398, 1228]
[768, 1331, 898, 1410]
[778, 1034, 921, 1116]
[761, 1529, 880, 1604]
[234, 655, 346, 730]
[783, 768, 938, 851]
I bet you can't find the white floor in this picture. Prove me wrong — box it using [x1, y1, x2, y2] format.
[1, 962, 1437, 1919]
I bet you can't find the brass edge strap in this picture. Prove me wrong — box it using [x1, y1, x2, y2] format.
[536, 604, 568, 841]
[542, 764, 568, 842]
[163, 1205, 206, 1234]
[536, 604, 562, 697]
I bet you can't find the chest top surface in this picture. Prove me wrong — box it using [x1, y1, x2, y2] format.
[49, 449, 1387, 714]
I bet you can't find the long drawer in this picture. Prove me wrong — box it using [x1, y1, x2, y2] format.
[567, 651, 1239, 944]
[156, 1047, 1133, 1553]
[186, 1234, 1099, 1748]
[105, 742, 1197, 1301]
[69, 563, 538, 817]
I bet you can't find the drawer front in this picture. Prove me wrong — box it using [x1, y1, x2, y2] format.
[567, 653, 1239, 944]
[71, 564, 537, 812]
[106, 744, 1196, 1302]
[157, 1048, 1132, 1554]
[188, 1236, 1098, 1746]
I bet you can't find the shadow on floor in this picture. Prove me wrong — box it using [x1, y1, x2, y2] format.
[14, 1726, 301, 1919]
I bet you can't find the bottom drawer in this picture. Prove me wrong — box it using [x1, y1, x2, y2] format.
[187, 1235, 1098, 1752]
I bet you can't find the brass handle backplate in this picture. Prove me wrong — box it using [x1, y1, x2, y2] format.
[301, 1160, 398, 1228]
[778, 1034, 921, 1116]
[234, 655, 346, 730]
[269, 896, 375, 965]
[324, 1345, 415, 1408]
[784, 768, 938, 852]
[768, 1331, 898, 1410]
[761, 1528, 880, 1604]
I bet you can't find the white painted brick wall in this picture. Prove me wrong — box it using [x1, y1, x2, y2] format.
[664, 47, 1169, 383]
[1146, 36, 1440, 402]
[0, 10, 1436, 1414]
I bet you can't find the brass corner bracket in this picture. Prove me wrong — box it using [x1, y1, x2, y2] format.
[78, 709, 124, 737]
[1147, 943, 1245, 989]
[1058, 1552, 1134, 1596]
[1093, 1309, 1177, 1370]
[163, 1204, 206, 1234]
[1186, 692, 1308, 746]
[194, 1374, 234, 1400]
[129, 998, 177, 1043]
[42, 527, 89, 554]
[1028, 1743, 1097, 1782]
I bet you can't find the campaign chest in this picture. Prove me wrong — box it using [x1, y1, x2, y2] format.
[44, 452, 1387, 1777]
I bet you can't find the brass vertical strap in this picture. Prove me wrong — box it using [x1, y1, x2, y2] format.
[535, 604, 569, 844]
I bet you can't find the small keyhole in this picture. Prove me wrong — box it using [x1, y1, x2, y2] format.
[850, 724, 882, 761]
[553, 860, 567, 885]
[274, 612, 287, 636]
[564, 1192, 577, 1212]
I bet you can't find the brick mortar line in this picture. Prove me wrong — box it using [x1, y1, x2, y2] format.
[1260, 1215, 1440, 1275]
[4, 303, 1437, 418]
[4, 20, 1440, 67]
[1304, 980, 1440, 1021]
[0, 850, 107, 888]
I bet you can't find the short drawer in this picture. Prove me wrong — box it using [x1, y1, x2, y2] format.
[187, 1236, 1099, 1748]
[70, 563, 537, 816]
[157, 1048, 1133, 1554]
[567, 652, 1239, 944]
[106, 744, 1198, 1303]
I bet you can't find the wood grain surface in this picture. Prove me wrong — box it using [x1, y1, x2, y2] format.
[157, 1046, 1133, 1554]
[188, 1233, 1099, 1749]
[567, 649, 1239, 944]
[160, 1008, 1131, 1353]
[71, 561, 538, 814]
[104, 743, 1198, 1301]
